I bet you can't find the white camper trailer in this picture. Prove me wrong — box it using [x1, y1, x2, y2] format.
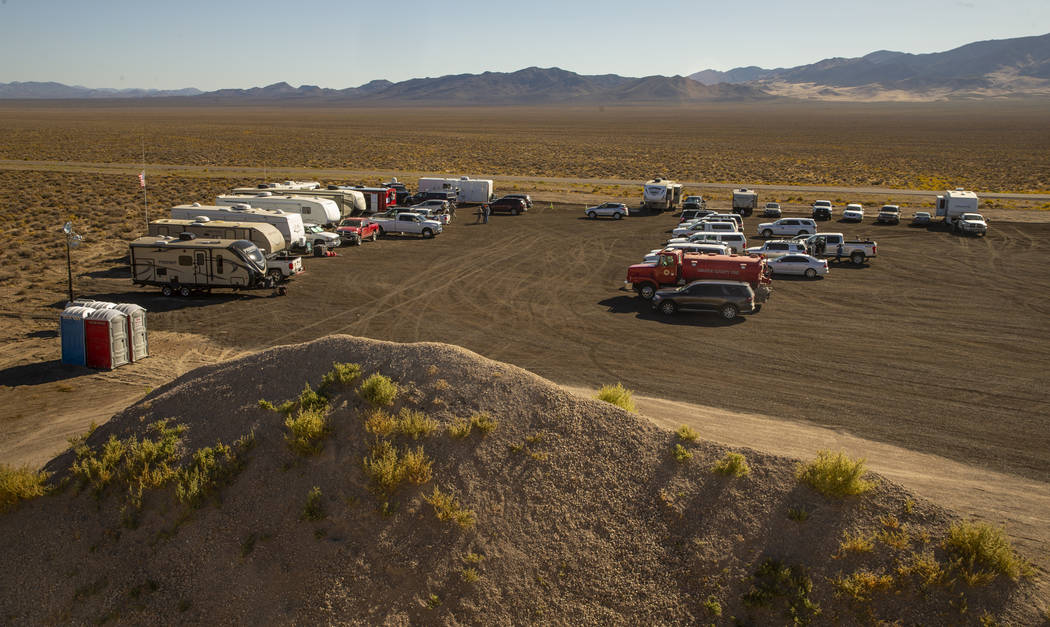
[731, 189, 759, 217]
[230, 186, 367, 217]
[149, 218, 286, 255]
[129, 234, 278, 296]
[170, 203, 308, 249]
[216, 194, 341, 226]
[249, 180, 321, 191]
[642, 178, 683, 212]
[935, 189, 979, 222]
[418, 176, 494, 204]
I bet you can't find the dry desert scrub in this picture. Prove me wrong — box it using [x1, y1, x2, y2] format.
[796, 450, 873, 497]
[595, 383, 636, 412]
[358, 374, 398, 407]
[0, 464, 50, 512]
[712, 452, 750, 477]
[423, 486, 476, 529]
[941, 521, 1032, 584]
[675, 425, 700, 443]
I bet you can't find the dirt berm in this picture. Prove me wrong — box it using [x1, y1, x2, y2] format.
[0, 336, 1041, 624]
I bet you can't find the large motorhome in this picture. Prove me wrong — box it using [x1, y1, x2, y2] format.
[642, 178, 683, 212]
[215, 194, 341, 226]
[129, 235, 274, 296]
[148, 218, 286, 255]
[418, 176, 494, 204]
[170, 203, 308, 249]
[230, 185, 366, 217]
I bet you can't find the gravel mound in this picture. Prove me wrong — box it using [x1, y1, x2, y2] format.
[0, 336, 1041, 624]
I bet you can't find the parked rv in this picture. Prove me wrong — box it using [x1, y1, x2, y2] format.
[935, 189, 981, 231]
[216, 194, 341, 226]
[231, 185, 367, 217]
[147, 219, 302, 281]
[419, 176, 493, 204]
[130, 235, 281, 295]
[170, 203, 308, 250]
[642, 178, 683, 212]
[732, 189, 759, 217]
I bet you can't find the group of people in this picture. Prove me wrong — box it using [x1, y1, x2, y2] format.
[475, 204, 491, 224]
[810, 237, 846, 262]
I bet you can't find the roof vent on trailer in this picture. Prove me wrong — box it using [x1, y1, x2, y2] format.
[255, 191, 272, 196]
[178, 232, 196, 241]
[231, 203, 252, 210]
[192, 216, 210, 222]
[192, 202, 202, 207]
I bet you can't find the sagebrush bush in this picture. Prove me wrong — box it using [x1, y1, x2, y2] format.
[364, 409, 397, 436]
[796, 450, 873, 497]
[397, 408, 437, 440]
[675, 425, 699, 443]
[470, 412, 497, 434]
[671, 443, 692, 463]
[363, 441, 433, 497]
[838, 531, 875, 554]
[424, 486, 476, 529]
[712, 452, 750, 477]
[71, 419, 186, 507]
[833, 569, 893, 602]
[595, 383, 636, 412]
[447, 417, 473, 439]
[0, 464, 50, 512]
[358, 374, 398, 407]
[284, 407, 328, 455]
[302, 486, 325, 521]
[319, 362, 362, 394]
[174, 432, 253, 508]
[942, 521, 1031, 584]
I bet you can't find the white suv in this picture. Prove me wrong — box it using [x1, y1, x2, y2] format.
[745, 240, 808, 258]
[756, 218, 817, 238]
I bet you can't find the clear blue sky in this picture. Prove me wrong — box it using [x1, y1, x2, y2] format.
[0, 0, 1046, 90]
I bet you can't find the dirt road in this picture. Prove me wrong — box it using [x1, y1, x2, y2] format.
[1, 159, 1048, 202]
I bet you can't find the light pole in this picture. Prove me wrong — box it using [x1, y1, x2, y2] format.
[63, 221, 82, 303]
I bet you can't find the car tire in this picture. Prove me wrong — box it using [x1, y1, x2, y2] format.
[804, 268, 817, 278]
[762, 229, 773, 238]
[850, 251, 865, 265]
[638, 284, 656, 300]
[161, 285, 173, 297]
[422, 228, 433, 239]
[613, 212, 622, 220]
[719, 303, 739, 320]
[378, 227, 386, 238]
[588, 212, 597, 219]
[659, 300, 677, 315]
[512, 208, 520, 216]
[179, 286, 191, 297]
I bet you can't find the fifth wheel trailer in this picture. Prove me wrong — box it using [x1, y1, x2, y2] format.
[216, 194, 341, 226]
[418, 177, 494, 204]
[642, 178, 683, 212]
[230, 185, 366, 217]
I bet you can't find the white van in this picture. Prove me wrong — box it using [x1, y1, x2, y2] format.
[171, 203, 308, 249]
[666, 231, 748, 253]
[216, 194, 341, 226]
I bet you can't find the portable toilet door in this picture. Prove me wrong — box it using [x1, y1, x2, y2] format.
[84, 309, 129, 370]
[112, 303, 148, 362]
[60, 305, 94, 366]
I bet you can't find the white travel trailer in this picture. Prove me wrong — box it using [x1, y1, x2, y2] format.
[129, 235, 276, 296]
[934, 188, 979, 223]
[216, 194, 341, 226]
[230, 186, 367, 217]
[170, 203, 308, 249]
[250, 180, 321, 191]
[642, 177, 683, 212]
[149, 218, 286, 255]
[418, 176, 494, 204]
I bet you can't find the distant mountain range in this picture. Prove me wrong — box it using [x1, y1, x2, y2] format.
[690, 32, 1050, 100]
[2, 33, 1048, 103]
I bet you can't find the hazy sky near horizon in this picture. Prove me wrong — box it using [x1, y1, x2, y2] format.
[0, 0, 1046, 90]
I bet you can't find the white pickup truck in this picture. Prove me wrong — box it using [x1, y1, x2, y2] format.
[266, 253, 304, 282]
[372, 212, 443, 238]
[799, 233, 877, 265]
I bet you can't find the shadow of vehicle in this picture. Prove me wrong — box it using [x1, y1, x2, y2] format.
[48, 289, 269, 313]
[0, 360, 91, 387]
[770, 274, 827, 281]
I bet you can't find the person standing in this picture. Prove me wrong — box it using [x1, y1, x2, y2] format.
[483, 204, 490, 224]
[835, 242, 844, 263]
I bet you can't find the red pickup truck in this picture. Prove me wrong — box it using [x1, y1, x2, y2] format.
[336, 217, 380, 245]
[626, 249, 772, 301]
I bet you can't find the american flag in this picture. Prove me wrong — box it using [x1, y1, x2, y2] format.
[138, 171, 146, 188]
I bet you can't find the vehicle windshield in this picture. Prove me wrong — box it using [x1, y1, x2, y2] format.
[962, 214, 983, 220]
[231, 240, 266, 271]
[305, 225, 321, 233]
[340, 219, 362, 226]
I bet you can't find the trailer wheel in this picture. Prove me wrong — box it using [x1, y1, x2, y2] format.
[161, 285, 173, 297]
[659, 300, 677, 315]
[638, 284, 656, 300]
[850, 251, 865, 265]
[719, 303, 739, 320]
[179, 286, 191, 297]
[804, 268, 817, 278]
[422, 228, 433, 239]
[268, 269, 283, 282]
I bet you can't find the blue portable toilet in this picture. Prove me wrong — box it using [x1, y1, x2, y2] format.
[60, 305, 94, 366]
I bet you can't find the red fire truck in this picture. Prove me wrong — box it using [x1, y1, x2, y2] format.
[626, 250, 772, 301]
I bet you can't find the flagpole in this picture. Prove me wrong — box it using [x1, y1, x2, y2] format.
[141, 137, 148, 228]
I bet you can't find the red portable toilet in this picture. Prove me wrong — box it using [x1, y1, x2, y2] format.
[84, 309, 129, 370]
[111, 303, 148, 362]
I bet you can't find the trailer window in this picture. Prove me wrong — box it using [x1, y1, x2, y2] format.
[302, 206, 311, 214]
[195, 252, 205, 266]
[216, 255, 224, 274]
[178, 255, 192, 266]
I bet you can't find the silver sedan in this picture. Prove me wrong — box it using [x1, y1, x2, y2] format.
[767, 254, 829, 279]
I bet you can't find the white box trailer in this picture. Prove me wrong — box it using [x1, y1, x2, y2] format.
[731, 189, 759, 217]
[130, 235, 277, 296]
[419, 176, 494, 204]
[935, 188, 979, 221]
[642, 177, 683, 211]
[171, 203, 308, 249]
[216, 194, 341, 226]
[230, 186, 366, 217]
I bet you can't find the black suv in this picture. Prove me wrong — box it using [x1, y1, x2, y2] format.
[487, 196, 528, 215]
[811, 206, 832, 221]
[405, 190, 458, 208]
[650, 280, 757, 319]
